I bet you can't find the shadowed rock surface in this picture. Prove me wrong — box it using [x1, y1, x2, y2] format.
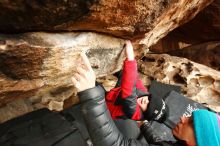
[0, 0, 213, 47]
[150, 0, 220, 70]
[168, 42, 220, 71]
[0, 32, 125, 120]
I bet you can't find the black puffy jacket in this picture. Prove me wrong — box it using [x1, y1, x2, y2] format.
[78, 85, 186, 146]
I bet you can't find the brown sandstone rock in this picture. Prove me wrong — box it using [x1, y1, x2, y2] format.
[138, 53, 220, 112]
[0, 99, 34, 123]
[0, 32, 125, 111]
[150, 41, 220, 71]
[150, 0, 220, 53]
[172, 0, 220, 44]
[168, 41, 220, 71]
[149, 0, 220, 70]
[0, 0, 213, 46]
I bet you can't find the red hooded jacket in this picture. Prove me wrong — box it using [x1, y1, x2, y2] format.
[106, 60, 149, 120]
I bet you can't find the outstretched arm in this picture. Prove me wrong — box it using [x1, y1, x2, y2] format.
[120, 41, 142, 119]
[72, 52, 149, 146]
[121, 40, 137, 98]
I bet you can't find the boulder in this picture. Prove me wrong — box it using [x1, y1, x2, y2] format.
[0, 32, 125, 111]
[149, 0, 220, 70]
[138, 53, 220, 112]
[0, 0, 213, 46]
[168, 41, 220, 71]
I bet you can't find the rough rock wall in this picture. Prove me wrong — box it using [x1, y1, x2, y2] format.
[149, 0, 220, 70]
[0, 0, 219, 123]
[0, 32, 125, 114]
[172, 0, 220, 43]
[138, 54, 220, 111]
[168, 42, 220, 71]
[0, 0, 213, 46]
[1, 51, 220, 123]
[150, 0, 220, 52]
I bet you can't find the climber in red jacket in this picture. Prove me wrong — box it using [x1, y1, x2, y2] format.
[105, 40, 151, 120]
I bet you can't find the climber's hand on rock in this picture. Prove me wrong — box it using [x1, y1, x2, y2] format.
[71, 52, 96, 92]
[125, 40, 134, 61]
